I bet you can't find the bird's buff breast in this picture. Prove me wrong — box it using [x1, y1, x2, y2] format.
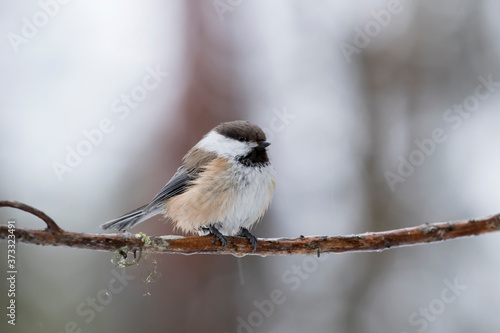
[165, 157, 276, 235]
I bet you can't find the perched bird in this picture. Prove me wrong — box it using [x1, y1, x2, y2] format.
[101, 120, 276, 250]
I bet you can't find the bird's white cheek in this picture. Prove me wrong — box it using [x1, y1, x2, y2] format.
[196, 131, 251, 158]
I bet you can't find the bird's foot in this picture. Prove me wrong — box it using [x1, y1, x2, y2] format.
[238, 227, 258, 252]
[209, 225, 228, 249]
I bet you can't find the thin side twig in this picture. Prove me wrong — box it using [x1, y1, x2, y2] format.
[0, 200, 62, 233]
[1, 201, 499, 256]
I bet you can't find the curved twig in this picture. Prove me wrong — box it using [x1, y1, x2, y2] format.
[0, 200, 62, 233]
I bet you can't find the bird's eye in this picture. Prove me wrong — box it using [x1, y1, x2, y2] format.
[238, 136, 245, 142]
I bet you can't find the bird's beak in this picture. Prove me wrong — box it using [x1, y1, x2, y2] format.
[258, 141, 271, 149]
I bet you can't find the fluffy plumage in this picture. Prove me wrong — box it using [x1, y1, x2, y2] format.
[101, 120, 276, 246]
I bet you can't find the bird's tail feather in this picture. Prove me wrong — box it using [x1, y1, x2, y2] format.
[100, 204, 161, 231]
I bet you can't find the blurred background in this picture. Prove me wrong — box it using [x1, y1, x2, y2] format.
[1, 0, 500, 332]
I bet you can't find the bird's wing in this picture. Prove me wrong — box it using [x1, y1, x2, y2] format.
[146, 148, 219, 211]
[100, 169, 193, 231]
[145, 167, 194, 211]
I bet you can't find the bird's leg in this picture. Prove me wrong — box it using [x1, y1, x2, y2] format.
[209, 224, 228, 249]
[238, 227, 258, 252]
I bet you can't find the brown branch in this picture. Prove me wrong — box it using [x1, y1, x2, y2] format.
[1, 201, 500, 256]
[0, 200, 62, 233]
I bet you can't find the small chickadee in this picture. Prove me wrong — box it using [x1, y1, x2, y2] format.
[101, 120, 276, 249]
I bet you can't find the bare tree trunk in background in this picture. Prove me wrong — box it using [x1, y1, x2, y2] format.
[339, 51, 411, 333]
[339, 2, 495, 332]
[139, 2, 245, 332]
